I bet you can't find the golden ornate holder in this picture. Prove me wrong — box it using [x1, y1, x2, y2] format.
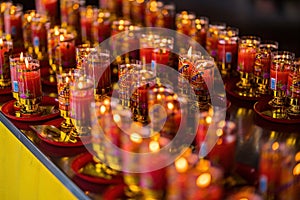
[287, 97, 300, 116]
[236, 71, 256, 97]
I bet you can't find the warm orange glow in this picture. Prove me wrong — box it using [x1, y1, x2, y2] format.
[216, 128, 223, 137]
[167, 102, 174, 110]
[272, 142, 279, 151]
[25, 58, 29, 69]
[20, 52, 24, 62]
[175, 157, 188, 173]
[196, 172, 211, 188]
[0, 38, 3, 46]
[149, 140, 160, 152]
[187, 46, 192, 57]
[100, 105, 106, 114]
[293, 163, 300, 176]
[130, 133, 142, 143]
[60, 34, 65, 41]
[295, 151, 300, 162]
[113, 114, 121, 123]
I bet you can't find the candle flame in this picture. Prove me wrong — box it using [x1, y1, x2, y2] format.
[113, 114, 121, 123]
[167, 102, 174, 110]
[60, 34, 65, 41]
[0, 38, 3, 46]
[100, 105, 106, 114]
[175, 157, 188, 173]
[130, 133, 142, 144]
[25, 58, 29, 69]
[149, 140, 160, 152]
[295, 152, 300, 162]
[272, 142, 279, 151]
[187, 46, 192, 57]
[293, 163, 300, 176]
[196, 172, 212, 188]
[20, 52, 24, 62]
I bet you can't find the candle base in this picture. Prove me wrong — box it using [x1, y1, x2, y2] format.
[269, 90, 286, 107]
[19, 97, 42, 115]
[255, 76, 270, 95]
[0, 79, 11, 87]
[236, 72, 256, 97]
[287, 97, 300, 116]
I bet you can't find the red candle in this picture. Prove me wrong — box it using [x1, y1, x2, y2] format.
[31, 14, 49, 50]
[237, 36, 261, 73]
[192, 17, 209, 49]
[145, 0, 163, 27]
[0, 36, 12, 86]
[206, 23, 226, 59]
[176, 11, 195, 36]
[80, 6, 97, 44]
[59, 33, 76, 69]
[0, 2, 12, 34]
[92, 10, 111, 43]
[287, 58, 300, 97]
[131, 0, 146, 25]
[140, 47, 154, 64]
[151, 48, 169, 65]
[18, 58, 42, 99]
[160, 4, 175, 29]
[36, 0, 58, 25]
[269, 51, 294, 92]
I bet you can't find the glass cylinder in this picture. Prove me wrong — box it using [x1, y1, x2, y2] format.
[35, 0, 58, 26]
[18, 58, 42, 114]
[287, 58, 300, 115]
[190, 55, 215, 108]
[206, 22, 226, 59]
[57, 32, 76, 71]
[151, 36, 174, 66]
[75, 43, 95, 69]
[237, 36, 261, 74]
[145, 0, 164, 27]
[0, 34, 13, 87]
[254, 40, 279, 94]
[191, 17, 209, 49]
[139, 33, 160, 64]
[69, 75, 94, 135]
[31, 13, 50, 54]
[131, 0, 146, 25]
[80, 6, 98, 44]
[106, 0, 123, 17]
[217, 27, 239, 76]
[111, 19, 132, 36]
[85, 48, 111, 97]
[92, 9, 111, 44]
[157, 3, 175, 29]
[0, 1, 12, 35]
[270, 51, 295, 102]
[22, 10, 36, 51]
[176, 11, 195, 36]
[4, 4, 23, 51]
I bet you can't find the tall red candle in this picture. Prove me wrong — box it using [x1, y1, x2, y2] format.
[206, 23, 226, 59]
[0, 35, 12, 87]
[92, 9, 111, 44]
[58, 33, 76, 69]
[80, 6, 97, 44]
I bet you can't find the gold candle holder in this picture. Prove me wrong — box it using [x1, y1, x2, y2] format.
[254, 40, 278, 95]
[236, 36, 261, 96]
[0, 34, 13, 88]
[269, 51, 295, 118]
[18, 58, 42, 115]
[287, 58, 300, 116]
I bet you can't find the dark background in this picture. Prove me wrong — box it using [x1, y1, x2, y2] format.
[13, 0, 300, 56]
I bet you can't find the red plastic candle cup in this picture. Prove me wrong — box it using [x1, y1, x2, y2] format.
[288, 58, 300, 98]
[35, 0, 58, 25]
[254, 40, 279, 80]
[58, 32, 76, 70]
[92, 9, 111, 44]
[217, 27, 239, 73]
[0, 34, 13, 87]
[80, 6, 98, 44]
[206, 22, 226, 59]
[4, 4, 23, 51]
[84, 48, 111, 95]
[18, 58, 42, 100]
[139, 33, 160, 64]
[207, 121, 237, 174]
[269, 51, 295, 93]
[192, 16, 209, 49]
[145, 0, 164, 27]
[152, 48, 170, 65]
[237, 36, 261, 73]
[0, 1, 12, 35]
[175, 11, 195, 36]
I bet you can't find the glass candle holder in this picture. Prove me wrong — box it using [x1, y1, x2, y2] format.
[176, 11, 195, 36]
[35, 0, 58, 26]
[217, 27, 239, 77]
[145, 0, 164, 27]
[254, 40, 279, 95]
[80, 6, 98, 44]
[18, 58, 42, 115]
[57, 32, 76, 72]
[106, 0, 123, 17]
[111, 19, 132, 36]
[157, 3, 175, 29]
[0, 1, 12, 35]
[22, 10, 36, 51]
[0, 34, 13, 88]
[85, 48, 111, 99]
[69, 75, 94, 136]
[206, 22, 226, 59]
[9, 53, 32, 111]
[269, 51, 295, 109]
[92, 9, 111, 44]
[237, 36, 261, 93]
[131, 0, 146, 25]
[287, 58, 300, 115]
[190, 55, 215, 110]
[4, 4, 23, 51]
[75, 43, 95, 69]
[56, 70, 78, 133]
[139, 33, 160, 64]
[191, 16, 209, 49]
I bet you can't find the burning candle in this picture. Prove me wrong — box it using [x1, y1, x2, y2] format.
[206, 22, 226, 59]
[80, 6, 98, 44]
[227, 187, 263, 200]
[131, 0, 146, 25]
[4, 4, 23, 51]
[192, 17, 209, 49]
[158, 4, 175, 29]
[217, 27, 239, 75]
[0, 34, 12, 87]
[35, 0, 58, 26]
[237, 36, 261, 74]
[0, 1, 12, 35]
[92, 9, 111, 44]
[58, 33, 76, 70]
[111, 19, 132, 36]
[139, 33, 160, 64]
[22, 10, 36, 50]
[176, 11, 195, 36]
[288, 58, 300, 97]
[31, 13, 50, 52]
[69, 75, 94, 135]
[145, 0, 164, 27]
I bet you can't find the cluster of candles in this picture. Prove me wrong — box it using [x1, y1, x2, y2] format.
[0, 0, 299, 199]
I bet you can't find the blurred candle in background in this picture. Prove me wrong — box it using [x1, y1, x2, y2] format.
[0, 34, 12, 88]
